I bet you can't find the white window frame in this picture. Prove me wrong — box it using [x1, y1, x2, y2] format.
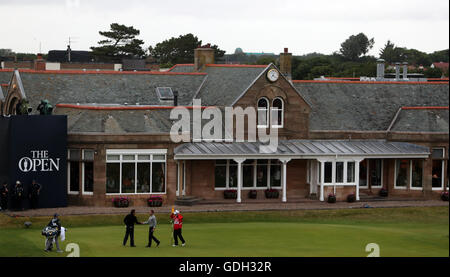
[431, 148, 445, 191]
[81, 149, 94, 195]
[67, 150, 79, 195]
[271, 97, 284, 128]
[257, 97, 269, 129]
[410, 160, 424, 191]
[214, 159, 282, 190]
[321, 160, 357, 186]
[105, 149, 167, 195]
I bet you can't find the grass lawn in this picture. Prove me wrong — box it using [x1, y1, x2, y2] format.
[0, 207, 448, 257]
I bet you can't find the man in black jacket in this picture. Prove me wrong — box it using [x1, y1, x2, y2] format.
[0, 182, 8, 211]
[29, 180, 42, 209]
[123, 209, 143, 247]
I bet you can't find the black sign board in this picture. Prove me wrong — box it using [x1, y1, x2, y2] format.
[0, 115, 67, 209]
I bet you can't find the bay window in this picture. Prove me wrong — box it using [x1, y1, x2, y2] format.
[106, 150, 167, 194]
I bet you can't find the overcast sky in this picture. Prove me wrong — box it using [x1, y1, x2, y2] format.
[0, 0, 448, 56]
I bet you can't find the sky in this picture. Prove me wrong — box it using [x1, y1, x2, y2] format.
[0, 0, 448, 56]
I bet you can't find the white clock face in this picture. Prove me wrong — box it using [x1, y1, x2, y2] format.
[267, 69, 279, 82]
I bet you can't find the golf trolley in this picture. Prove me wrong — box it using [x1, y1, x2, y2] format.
[42, 226, 58, 251]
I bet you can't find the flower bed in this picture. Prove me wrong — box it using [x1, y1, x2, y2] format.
[265, 189, 279, 199]
[441, 191, 449, 201]
[327, 193, 336, 203]
[112, 197, 130, 208]
[224, 190, 237, 199]
[147, 196, 163, 207]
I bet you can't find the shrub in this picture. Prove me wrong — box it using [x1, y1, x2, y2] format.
[265, 189, 279, 199]
[347, 193, 356, 203]
[147, 196, 163, 207]
[327, 194, 336, 203]
[441, 191, 449, 201]
[112, 197, 129, 208]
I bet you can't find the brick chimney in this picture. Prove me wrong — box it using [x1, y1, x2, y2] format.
[34, 53, 45, 71]
[279, 48, 292, 80]
[194, 45, 215, 72]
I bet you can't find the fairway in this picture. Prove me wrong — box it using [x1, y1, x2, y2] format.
[0, 207, 448, 257]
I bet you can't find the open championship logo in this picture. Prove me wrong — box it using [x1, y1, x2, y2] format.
[18, 150, 61, 173]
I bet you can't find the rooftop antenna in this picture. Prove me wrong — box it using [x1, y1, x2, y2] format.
[66, 36, 79, 62]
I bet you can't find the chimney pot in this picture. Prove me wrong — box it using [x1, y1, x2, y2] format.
[279, 48, 292, 80]
[194, 47, 215, 72]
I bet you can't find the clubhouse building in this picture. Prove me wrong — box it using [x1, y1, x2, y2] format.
[0, 47, 448, 206]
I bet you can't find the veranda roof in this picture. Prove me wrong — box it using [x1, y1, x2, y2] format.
[174, 140, 430, 160]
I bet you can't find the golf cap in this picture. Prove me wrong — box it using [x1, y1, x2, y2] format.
[54, 213, 59, 217]
[174, 210, 180, 214]
[16, 181, 21, 185]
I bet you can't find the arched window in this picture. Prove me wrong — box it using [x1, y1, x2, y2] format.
[271, 97, 284, 128]
[257, 97, 269, 128]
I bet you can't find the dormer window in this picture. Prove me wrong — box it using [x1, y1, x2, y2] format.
[271, 97, 284, 128]
[257, 97, 269, 128]
[156, 87, 174, 101]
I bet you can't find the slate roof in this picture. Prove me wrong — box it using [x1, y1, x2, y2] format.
[17, 71, 206, 110]
[194, 65, 267, 106]
[391, 108, 449, 132]
[54, 107, 174, 133]
[0, 70, 12, 84]
[174, 140, 430, 158]
[293, 82, 449, 131]
[169, 64, 195, 73]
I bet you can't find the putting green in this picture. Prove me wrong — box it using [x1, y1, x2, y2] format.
[0, 220, 448, 257]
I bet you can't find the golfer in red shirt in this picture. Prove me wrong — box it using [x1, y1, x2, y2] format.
[170, 210, 186, 247]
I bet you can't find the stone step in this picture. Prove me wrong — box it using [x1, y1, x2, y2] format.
[174, 196, 203, 206]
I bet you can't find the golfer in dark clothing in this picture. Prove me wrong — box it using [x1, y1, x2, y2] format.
[144, 210, 160, 248]
[29, 180, 42, 209]
[123, 209, 142, 247]
[0, 182, 8, 211]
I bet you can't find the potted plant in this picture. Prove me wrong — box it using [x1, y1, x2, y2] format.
[224, 190, 237, 199]
[441, 191, 449, 201]
[327, 193, 336, 203]
[379, 188, 388, 197]
[265, 188, 279, 199]
[248, 190, 257, 199]
[147, 196, 163, 207]
[112, 197, 130, 208]
[347, 193, 356, 203]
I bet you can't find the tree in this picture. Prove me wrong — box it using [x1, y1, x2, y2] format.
[148, 33, 225, 64]
[379, 40, 402, 63]
[339, 33, 375, 61]
[0, 49, 13, 57]
[91, 23, 145, 62]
